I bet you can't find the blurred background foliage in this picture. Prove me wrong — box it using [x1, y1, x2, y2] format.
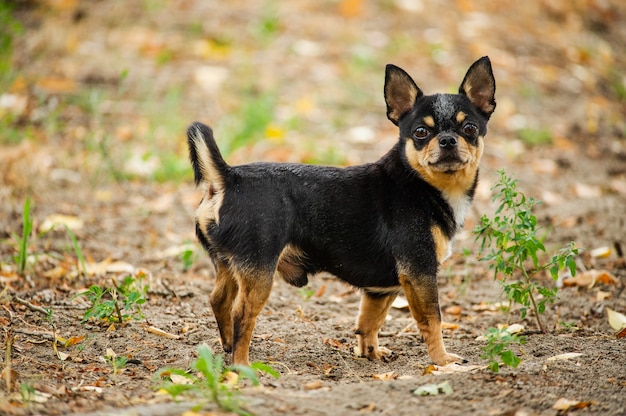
[0, 0, 624, 191]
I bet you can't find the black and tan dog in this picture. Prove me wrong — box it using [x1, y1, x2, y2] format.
[188, 57, 495, 366]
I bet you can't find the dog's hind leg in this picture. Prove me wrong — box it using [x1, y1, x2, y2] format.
[399, 274, 465, 365]
[231, 271, 273, 365]
[355, 292, 397, 360]
[209, 260, 239, 353]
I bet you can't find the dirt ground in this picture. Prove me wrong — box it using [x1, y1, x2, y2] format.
[1, 1, 625, 415]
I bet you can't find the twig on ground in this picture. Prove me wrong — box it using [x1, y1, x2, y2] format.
[14, 295, 49, 316]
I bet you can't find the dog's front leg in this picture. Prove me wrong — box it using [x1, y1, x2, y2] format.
[399, 274, 464, 365]
[230, 272, 273, 365]
[355, 292, 397, 360]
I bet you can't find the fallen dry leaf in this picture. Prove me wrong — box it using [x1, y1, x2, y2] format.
[552, 397, 594, 411]
[223, 371, 238, 386]
[546, 352, 583, 362]
[444, 305, 462, 315]
[573, 183, 602, 199]
[430, 363, 485, 375]
[606, 308, 626, 332]
[441, 322, 459, 330]
[303, 380, 324, 390]
[562, 269, 617, 288]
[589, 246, 611, 258]
[170, 374, 193, 385]
[372, 371, 397, 381]
[39, 214, 84, 233]
[314, 284, 326, 298]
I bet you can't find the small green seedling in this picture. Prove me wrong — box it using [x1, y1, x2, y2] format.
[155, 344, 279, 416]
[15, 197, 33, 275]
[180, 246, 196, 272]
[64, 225, 87, 274]
[297, 286, 315, 301]
[480, 327, 526, 373]
[474, 170, 579, 333]
[77, 275, 147, 324]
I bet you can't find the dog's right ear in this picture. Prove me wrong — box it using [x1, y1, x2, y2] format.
[384, 64, 423, 126]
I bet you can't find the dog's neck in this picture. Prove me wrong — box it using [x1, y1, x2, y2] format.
[377, 143, 476, 230]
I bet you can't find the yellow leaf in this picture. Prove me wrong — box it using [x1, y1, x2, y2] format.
[170, 374, 193, 385]
[607, 308, 626, 331]
[223, 371, 238, 386]
[562, 270, 617, 288]
[589, 246, 611, 258]
[441, 322, 459, 331]
[372, 371, 397, 381]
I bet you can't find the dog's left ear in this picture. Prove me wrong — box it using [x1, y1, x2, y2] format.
[459, 56, 496, 118]
[384, 64, 423, 126]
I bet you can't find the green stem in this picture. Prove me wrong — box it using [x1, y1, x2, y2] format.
[520, 265, 544, 333]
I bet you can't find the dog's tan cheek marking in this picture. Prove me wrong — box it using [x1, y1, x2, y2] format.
[423, 116, 435, 128]
[431, 225, 451, 264]
[406, 140, 450, 190]
[456, 111, 466, 123]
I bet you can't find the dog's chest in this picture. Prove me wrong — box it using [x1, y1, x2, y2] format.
[442, 189, 472, 229]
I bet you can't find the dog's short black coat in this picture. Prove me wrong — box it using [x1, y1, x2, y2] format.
[188, 56, 496, 366]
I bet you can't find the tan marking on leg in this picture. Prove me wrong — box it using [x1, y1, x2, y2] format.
[423, 115, 435, 128]
[398, 274, 463, 365]
[231, 271, 273, 365]
[456, 111, 466, 123]
[355, 293, 397, 359]
[431, 225, 451, 264]
[209, 260, 239, 353]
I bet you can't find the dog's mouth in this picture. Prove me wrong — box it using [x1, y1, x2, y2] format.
[429, 154, 468, 173]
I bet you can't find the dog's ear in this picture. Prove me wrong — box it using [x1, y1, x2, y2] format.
[459, 56, 496, 118]
[384, 64, 423, 125]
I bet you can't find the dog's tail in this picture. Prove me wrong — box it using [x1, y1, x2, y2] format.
[187, 122, 230, 187]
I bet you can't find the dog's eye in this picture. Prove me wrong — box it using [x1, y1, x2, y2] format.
[462, 123, 478, 137]
[413, 127, 429, 139]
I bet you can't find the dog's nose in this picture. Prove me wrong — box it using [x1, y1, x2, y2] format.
[439, 136, 457, 149]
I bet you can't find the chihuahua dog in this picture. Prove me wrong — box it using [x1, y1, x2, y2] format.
[188, 57, 495, 366]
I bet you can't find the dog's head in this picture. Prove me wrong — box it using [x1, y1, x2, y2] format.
[384, 57, 495, 190]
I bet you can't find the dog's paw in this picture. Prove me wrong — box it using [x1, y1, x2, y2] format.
[354, 345, 395, 361]
[433, 352, 467, 366]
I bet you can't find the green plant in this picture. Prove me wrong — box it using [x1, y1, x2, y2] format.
[180, 245, 196, 272]
[155, 344, 279, 416]
[15, 197, 33, 275]
[217, 92, 277, 156]
[19, 382, 35, 407]
[77, 275, 147, 324]
[0, 2, 22, 85]
[297, 286, 315, 301]
[474, 170, 579, 333]
[516, 128, 552, 146]
[64, 225, 87, 274]
[104, 349, 128, 384]
[480, 327, 526, 373]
